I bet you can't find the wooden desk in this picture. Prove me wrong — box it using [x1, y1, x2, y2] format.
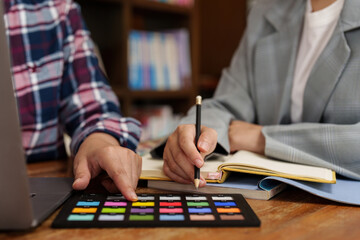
[1, 159, 360, 240]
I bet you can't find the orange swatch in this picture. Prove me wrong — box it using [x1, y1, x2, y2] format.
[216, 208, 241, 213]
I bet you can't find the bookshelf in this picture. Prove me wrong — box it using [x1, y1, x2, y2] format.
[75, 0, 246, 140]
[75, 0, 198, 118]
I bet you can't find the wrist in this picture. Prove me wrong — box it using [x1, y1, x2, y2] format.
[77, 132, 120, 156]
[86, 132, 120, 146]
[254, 125, 265, 155]
[228, 121, 265, 154]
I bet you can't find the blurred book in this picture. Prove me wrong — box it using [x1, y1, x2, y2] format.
[132, 105, 181, 142]
[148, 0, 194, 7]
[137, 137, 167, 157]
[148, 173, 287, 200]
[128, 29, 191, 90]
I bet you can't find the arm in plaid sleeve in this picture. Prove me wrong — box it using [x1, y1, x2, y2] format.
[59, 1, 141, 155]
[57, 1, 142, 200]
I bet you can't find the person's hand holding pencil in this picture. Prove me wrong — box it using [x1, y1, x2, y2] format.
[163, 96, 218, 188]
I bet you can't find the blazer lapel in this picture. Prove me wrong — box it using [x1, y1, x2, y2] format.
[302, 29, 350, 122]
[253, 0, 305, 124]
[301, 0, 360, 123]
[302, 0, 360, 122]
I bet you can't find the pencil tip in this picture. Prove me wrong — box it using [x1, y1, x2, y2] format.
[194, 179, 200, 190]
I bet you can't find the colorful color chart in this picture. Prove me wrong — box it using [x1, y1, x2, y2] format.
[52, 193, 260, 228]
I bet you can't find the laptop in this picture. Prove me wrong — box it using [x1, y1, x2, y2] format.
[0, 2, 73, 230]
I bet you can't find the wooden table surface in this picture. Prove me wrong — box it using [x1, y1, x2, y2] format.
[1, 159, 360, 240]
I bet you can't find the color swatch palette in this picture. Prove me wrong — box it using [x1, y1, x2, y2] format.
[52, 193, 260, 228]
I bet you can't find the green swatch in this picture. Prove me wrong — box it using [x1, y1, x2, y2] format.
[129, 215, 154, 221]
[187, 202, 209, 207]
[101, 207, 126, 213]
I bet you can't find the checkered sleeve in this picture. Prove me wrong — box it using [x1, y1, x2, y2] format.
[59, 1, 141, 155]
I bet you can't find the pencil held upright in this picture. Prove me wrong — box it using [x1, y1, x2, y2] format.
[194, 96, 202, 190]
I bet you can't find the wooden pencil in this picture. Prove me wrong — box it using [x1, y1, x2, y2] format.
[194, 95, 202, 189]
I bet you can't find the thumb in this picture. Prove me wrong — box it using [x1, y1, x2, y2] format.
[72, 158, 91, 190]
[197, 126, 217, 155]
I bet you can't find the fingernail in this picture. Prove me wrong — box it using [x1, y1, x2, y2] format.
[130, 192, 138, 201]
[199, 141, 210, 152]
[195, 159, 203, 168]
[73, 178, 81, 185]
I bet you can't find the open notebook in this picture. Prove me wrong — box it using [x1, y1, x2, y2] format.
[140, 150, 336, 184]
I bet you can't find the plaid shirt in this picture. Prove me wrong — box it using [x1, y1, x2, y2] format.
[3, 0, 141, 162]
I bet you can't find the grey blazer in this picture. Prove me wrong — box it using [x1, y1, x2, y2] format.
[180, 0, 360, 179]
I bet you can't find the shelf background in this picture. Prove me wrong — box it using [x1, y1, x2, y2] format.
[75, 0, 247, 128]
[76, 0, 198, 116]
[198, 0, 247, 98]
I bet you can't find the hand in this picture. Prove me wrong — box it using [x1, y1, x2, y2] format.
[163, 124, 217, 188]
[228, 120, 265, 154]
[72, 132, 142, 201]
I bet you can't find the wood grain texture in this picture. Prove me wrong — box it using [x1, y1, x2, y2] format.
[1, 160, 360, 240]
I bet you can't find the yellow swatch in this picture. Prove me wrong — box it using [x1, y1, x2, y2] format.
[132, 202, 154, 207]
